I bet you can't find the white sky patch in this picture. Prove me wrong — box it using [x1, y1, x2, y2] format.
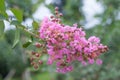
[6, 9, 14, 16]
[4, 0, 104, 31]
[22, 18, 33, 29]
[4, 20, 15, 31]
[45, 0, 53, 5]
[82, 0, 104, 29]
[33, 3, 52, 20]
[4, 10, 15, 31]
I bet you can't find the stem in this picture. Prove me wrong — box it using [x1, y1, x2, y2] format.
[16, 26, 39, 38]
[23, 28, 39, 38]
[8, 19, 40, 39]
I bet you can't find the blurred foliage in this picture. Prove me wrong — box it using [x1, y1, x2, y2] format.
[0, 0, 120, 80]
[0, 30, 28, 79]
[6, 0, 32, 19]
[62, 0, 84, 25]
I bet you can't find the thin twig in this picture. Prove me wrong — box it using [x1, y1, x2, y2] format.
[23, 28, 39, 38]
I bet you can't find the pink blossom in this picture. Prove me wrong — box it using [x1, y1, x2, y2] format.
[77, 56, 83, 61]
[88, 59, 94, 64]
[47, 49, 54, 55]
[82, 61, 87, 66]
[88, 36, 100, 44]
[96, 59, 103, 65]
[84, 47, 91, 54]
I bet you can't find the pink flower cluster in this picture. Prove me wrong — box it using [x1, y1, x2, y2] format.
[38, 7, 108, 73]
[39, 17, 108, 73]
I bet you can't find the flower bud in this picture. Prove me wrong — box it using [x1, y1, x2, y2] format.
[32, 51, 36, 55]
[38, 60, 43, 65]
[34, 64, 39, 69]
[55, 11, 58, 15]
[55, 19, 58, 22]
[59, 13, 63, 17]
[55, 7, 59, 11]
[91, 53, 97, 58]
[35, 53, 40, 57]
[31, 62, 35, 66]
[35, 42, 42, 48]
[30, 57, 34, 62]
[50, 16, 54, 19]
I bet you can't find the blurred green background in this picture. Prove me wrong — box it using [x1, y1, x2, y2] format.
[0, 0, 120, 80]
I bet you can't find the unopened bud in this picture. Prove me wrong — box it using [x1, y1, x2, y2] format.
[31, 62, 35, 66]
[34, 64, 39, 69]
[59, 13, 63, 17]
[91, 53, 97, 58]
[38, 60, 43, 65]
[35, 42, 42, 48]
[55, 7, 59, 11]
[32, 51, 36, 55]
[55, 19, 58, 22]
[30, 57, 34, 61]
[52, 19, 55, 22]
[55, 11, 58, 15]
[35, 53, 40, 57]
[105, 46, 109, 51]
[42, 50, 47, 54]
[58, 19, 62, 23]
[50, 16, 54, 19]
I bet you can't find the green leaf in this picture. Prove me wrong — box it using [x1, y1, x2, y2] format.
[23, 41, 32, 48]
[0, 0, 8, 20]
[11, 8, 23, 22]
[0, 21, 4, 37]
[0, 0, 5, 12]
[11, 20, 21, 25]
[30, 36, 34, 41]
[12, 29, 20, 48]
[32, 21, 39, 30]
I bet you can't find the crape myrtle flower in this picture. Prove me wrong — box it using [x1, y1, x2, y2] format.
[38, 7, 108, 73]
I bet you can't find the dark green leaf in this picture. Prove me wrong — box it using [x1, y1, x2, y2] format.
[11, 20, 21, 25]
[12, 29, 20, 48]
[22, 41, 32, 48]
[11, 8, 23, 22]
[0, 21, 4, 37]
[0, 14, 6, 20]
[32, 21, 39, 30]
[30, 36, 34, 41]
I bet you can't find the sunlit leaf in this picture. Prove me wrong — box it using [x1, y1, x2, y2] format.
[0, 0, 8, 20]
[11, 8, 23, 22]
[0, 0, 5, 12]
[32, 21, 39, 30]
